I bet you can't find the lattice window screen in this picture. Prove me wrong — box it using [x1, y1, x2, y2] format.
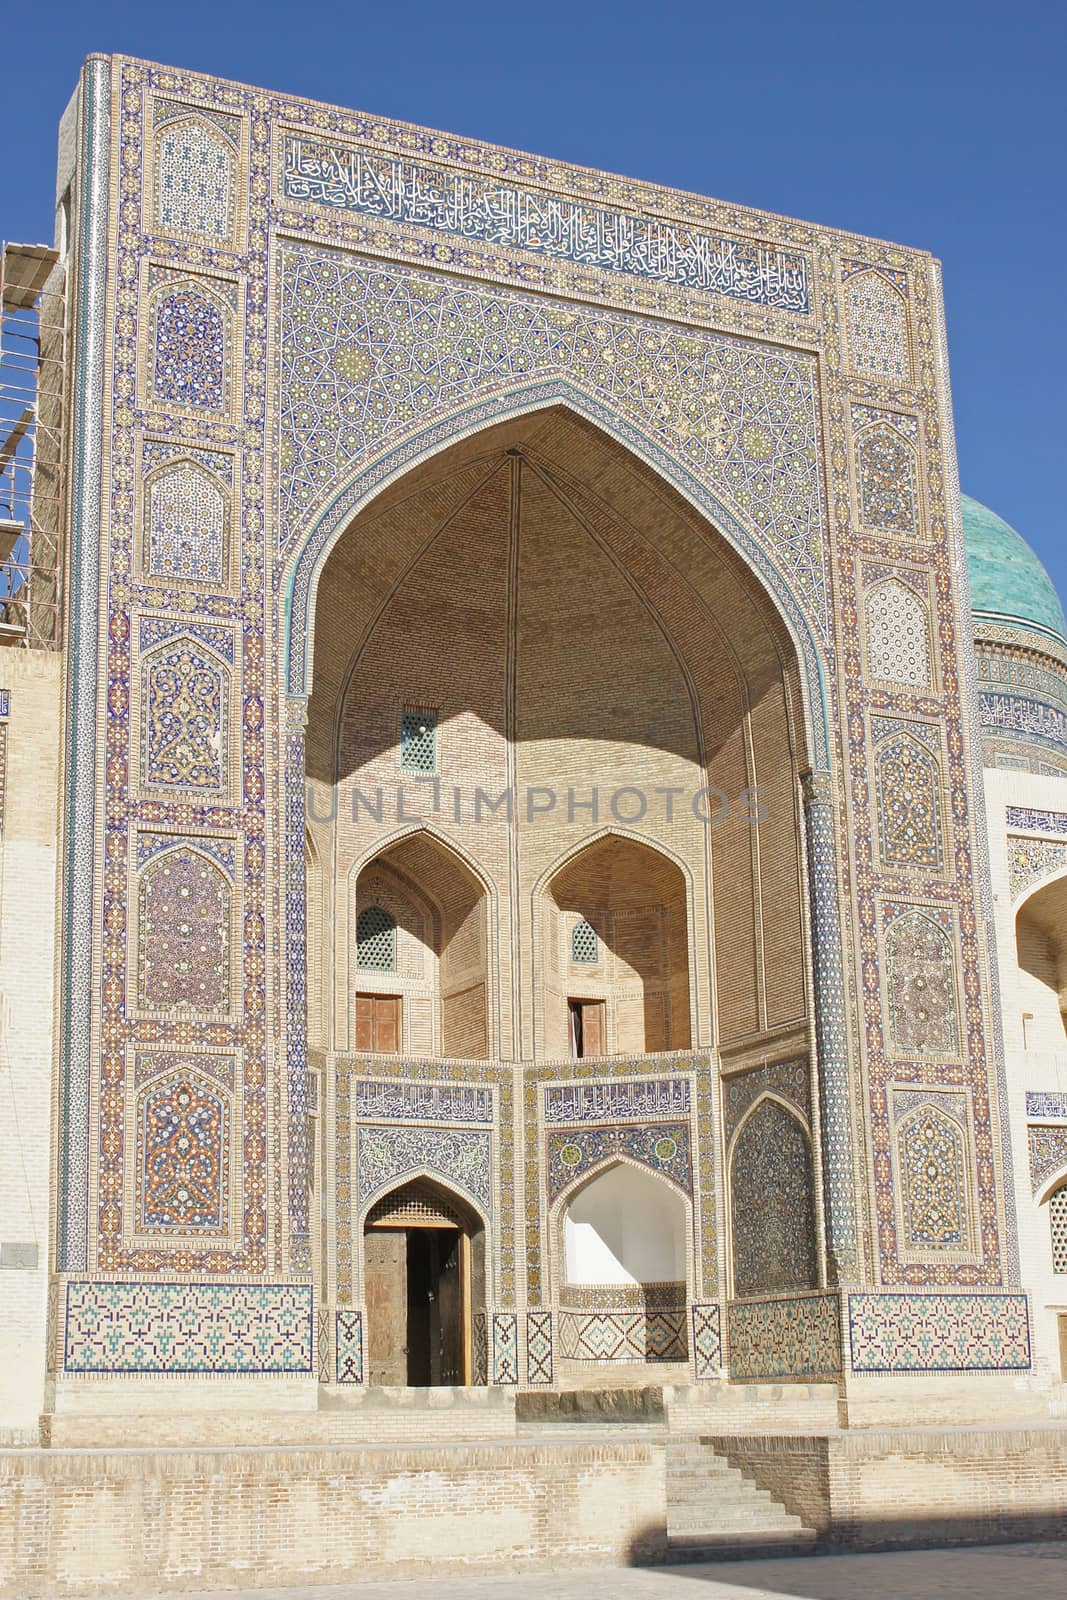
[356, 906, 396, 971]
[571, 920, 599, 963]
[1051, 1185, 1067, 1274]
[400, 710, 437, 772]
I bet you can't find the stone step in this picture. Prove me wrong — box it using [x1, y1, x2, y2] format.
[669, 1505, 806, 1531]
[664, 1528, 818, 1562]
[665, 1440, 815, 1550]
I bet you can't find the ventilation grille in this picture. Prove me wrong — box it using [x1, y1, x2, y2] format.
[572, 920, 599, 963]
[400, 710, 437, 773]
[366, 1179, 464, 1229]
[356, 905, 396, 971]
[1052, 1186, 1067, 1275]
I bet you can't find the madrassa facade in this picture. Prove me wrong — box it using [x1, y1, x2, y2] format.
[2, 53, 1067, 1462]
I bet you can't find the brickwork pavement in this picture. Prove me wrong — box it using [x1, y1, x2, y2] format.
[84, 1541, 1067, 1600]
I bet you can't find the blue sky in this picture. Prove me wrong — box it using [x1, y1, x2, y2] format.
[3, 0, 1064, 599]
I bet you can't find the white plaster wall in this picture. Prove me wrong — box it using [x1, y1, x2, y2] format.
[984, 765, 1067, 1378]
[0, 653, 62, 1440]
[563, 1163, 686, 1285]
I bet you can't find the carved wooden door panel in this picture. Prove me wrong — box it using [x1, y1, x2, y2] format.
[364, 1229, 407, 1384]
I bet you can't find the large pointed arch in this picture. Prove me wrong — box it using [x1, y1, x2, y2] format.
[281, 380, 832, 768]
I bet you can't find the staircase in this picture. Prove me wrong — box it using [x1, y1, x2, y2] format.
[666, 1436, 816, 1558]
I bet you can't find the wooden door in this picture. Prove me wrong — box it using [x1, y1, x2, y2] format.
[581, 1000, 606, 1057]
[436, 1230, 464, 1385]
[355, 993, 401, 1053]
[364, 1229, 408, 1384]
[570, 998, 606, 1058]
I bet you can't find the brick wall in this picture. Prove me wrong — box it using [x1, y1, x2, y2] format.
[0, 652, 62, 1441]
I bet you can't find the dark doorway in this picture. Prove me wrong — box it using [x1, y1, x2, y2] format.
[363, 1178, 481, 1386]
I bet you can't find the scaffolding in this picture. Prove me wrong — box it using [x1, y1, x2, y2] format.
[0, 243, 65, 650]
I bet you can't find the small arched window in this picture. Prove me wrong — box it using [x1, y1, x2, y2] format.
[357, 906, 396, 971]
[571, 920, 599, 964]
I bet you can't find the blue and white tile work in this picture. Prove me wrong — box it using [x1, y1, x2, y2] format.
[44, 51, 1029, 1419]
[64, 1283, 314, 1375]
[335, 1309, 364, 1384]
[846, 1293, 1031, 1375]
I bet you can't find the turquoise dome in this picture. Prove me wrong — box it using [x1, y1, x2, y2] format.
[962, 494, 1066, 644]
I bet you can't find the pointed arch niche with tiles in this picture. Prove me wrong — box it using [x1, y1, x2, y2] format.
[863, 573, 933, 690]
[145, 270, 237, 419]
[841, 260, 912, 385]
[871, 718, 945, 873]
[134, 840, 236, 1019]
[138, 632, 232, 799]
[728, 1093, 818, 1297]
[890, 1088, 977, 1264]
[152, 101, 241, 245]
[140, 447, 233, 588]
[852, 406, 920, 537]
[883, 904, 961, 1058]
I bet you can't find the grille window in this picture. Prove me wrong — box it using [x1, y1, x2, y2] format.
[401, 710, 437, 772]
[572, 920, 599, 963]
[1052, 1185, 1067, 1275]
[356, 906, 396, 971]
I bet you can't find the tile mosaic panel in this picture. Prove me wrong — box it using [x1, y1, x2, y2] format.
[136, 845, 232, 1014]
[143, 460, 229, 585]
[335, 1309, 363, 1383]
[691, 1303, 722, 1378]
[873, 730, 943, 870]
[148, 278, 231, 414]
[278, 251, 828, 629]
[356, 1124, 492, 1215]
[154, 107, 238, 242]
[525, 1311, 554, 1386]
[490, 1311, 519, 1385]
[1026, 1091, 1067, 1119]
[137, 1071, 230, 1233]
[727, 1293, 842, 1382]
[1007, 807, 1067, 836]
[722, 1058, 810, 1146]
[547, 1122, 691, 1202]
[729, 1097, 818, 1297]
[863, 577, 931, 687]
[544, 1077, 690, 1124]
[472, 1312, 488, 1386]
[883, 906, 960, 1056]
[842, 263, 910, 383]
[1028, 1126, 1067, 1193]
[847, 1292, 1031, 1374]
[353, 1080, 494, 1124]
[64, 1282, 314, 1374]
[1008, 834, 1067, 900]
[894, 1097, 971, 1252]
[141, 638, 228, 793]
[282, 139, 812, 314]
[852, 406, 919, 535]
[558, 1309, 688, 1363]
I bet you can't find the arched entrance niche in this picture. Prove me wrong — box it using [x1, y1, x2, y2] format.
[728, 1094, 819, 1298]
[362, 1175, 486, 1386]
[1015, 872, 1067, 1050]
[349, 829, 490, 1059]
[300, 404, 817, 1066]
[539, 832, 692, 1058]
[554, 1159, 691, 1364]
